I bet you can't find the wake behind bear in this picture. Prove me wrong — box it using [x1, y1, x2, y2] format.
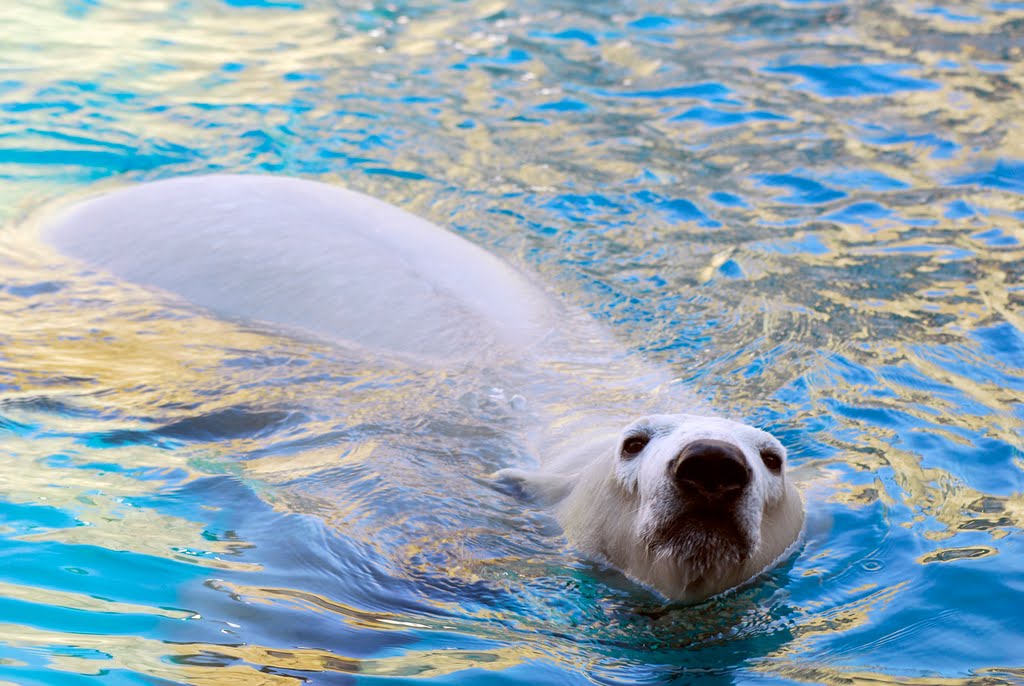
[37, 174, 804, 602]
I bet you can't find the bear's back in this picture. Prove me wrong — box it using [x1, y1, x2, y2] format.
[41, 175, 559, 361]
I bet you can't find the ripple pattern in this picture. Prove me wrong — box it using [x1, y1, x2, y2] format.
[1, 0, 1022, 684]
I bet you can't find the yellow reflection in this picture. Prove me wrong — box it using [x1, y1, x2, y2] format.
[216, 581, 438, 631]
[0, 245, 286, 571]
[0, 621, 540, 683]
[786, 582, 907, 643]
[825, 433, 1024, 542]
[0, 623, 303, 685]
[763, 663, 1024, 686]
[0, 434, 258, 572]
[0, 581, 192, 620]
[918, 545, 997, 564]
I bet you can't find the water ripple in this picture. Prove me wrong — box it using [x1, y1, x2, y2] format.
[0, 0, 1022, 683]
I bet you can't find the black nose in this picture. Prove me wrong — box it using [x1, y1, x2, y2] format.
[671, 440, 751, 500]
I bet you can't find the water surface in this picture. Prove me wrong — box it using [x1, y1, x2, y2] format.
[1, 1, 1023, 684]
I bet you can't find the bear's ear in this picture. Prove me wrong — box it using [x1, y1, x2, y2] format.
[493, 467, 574, 506]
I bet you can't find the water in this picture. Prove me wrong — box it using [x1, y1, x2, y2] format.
[1, 0, 1023, 684]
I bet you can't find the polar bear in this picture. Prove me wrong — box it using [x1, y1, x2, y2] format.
[497, 414, 804, 601]
[35, 174, 804, 602]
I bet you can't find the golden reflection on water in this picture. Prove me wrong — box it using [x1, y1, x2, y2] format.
[0, 623, 307, 685]
[0, 580, 193, 620]
[0, 279, 270, 575]
[0, 620, 540, 684]
[765, 664, 1024, 686]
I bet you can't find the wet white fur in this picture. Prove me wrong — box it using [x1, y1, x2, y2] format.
[498, 414, 804, 601]
[37, 174, 805, 603]
[40, 175, 558, 361]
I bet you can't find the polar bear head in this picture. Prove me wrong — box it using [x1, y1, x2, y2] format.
[500, 413, 804, 602]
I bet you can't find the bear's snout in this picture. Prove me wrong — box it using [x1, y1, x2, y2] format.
[670, 439, 751, 501]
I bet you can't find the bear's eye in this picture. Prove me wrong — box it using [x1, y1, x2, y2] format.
[621, 435, 650, 459]
[760, 447, 783, 473]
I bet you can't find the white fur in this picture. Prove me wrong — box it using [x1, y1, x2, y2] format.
[498, 414, 804, 602]
[38, 175, 558, 361]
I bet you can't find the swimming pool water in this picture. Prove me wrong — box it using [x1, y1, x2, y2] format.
[1, 1, 1022, 684]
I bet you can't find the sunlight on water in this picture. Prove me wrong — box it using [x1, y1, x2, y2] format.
[1, 0, 1023, 684]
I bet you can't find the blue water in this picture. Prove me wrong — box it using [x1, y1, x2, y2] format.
[2, 0, 1023, 684]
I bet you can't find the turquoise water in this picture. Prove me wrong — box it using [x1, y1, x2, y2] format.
[1, 0, 1023, 684]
